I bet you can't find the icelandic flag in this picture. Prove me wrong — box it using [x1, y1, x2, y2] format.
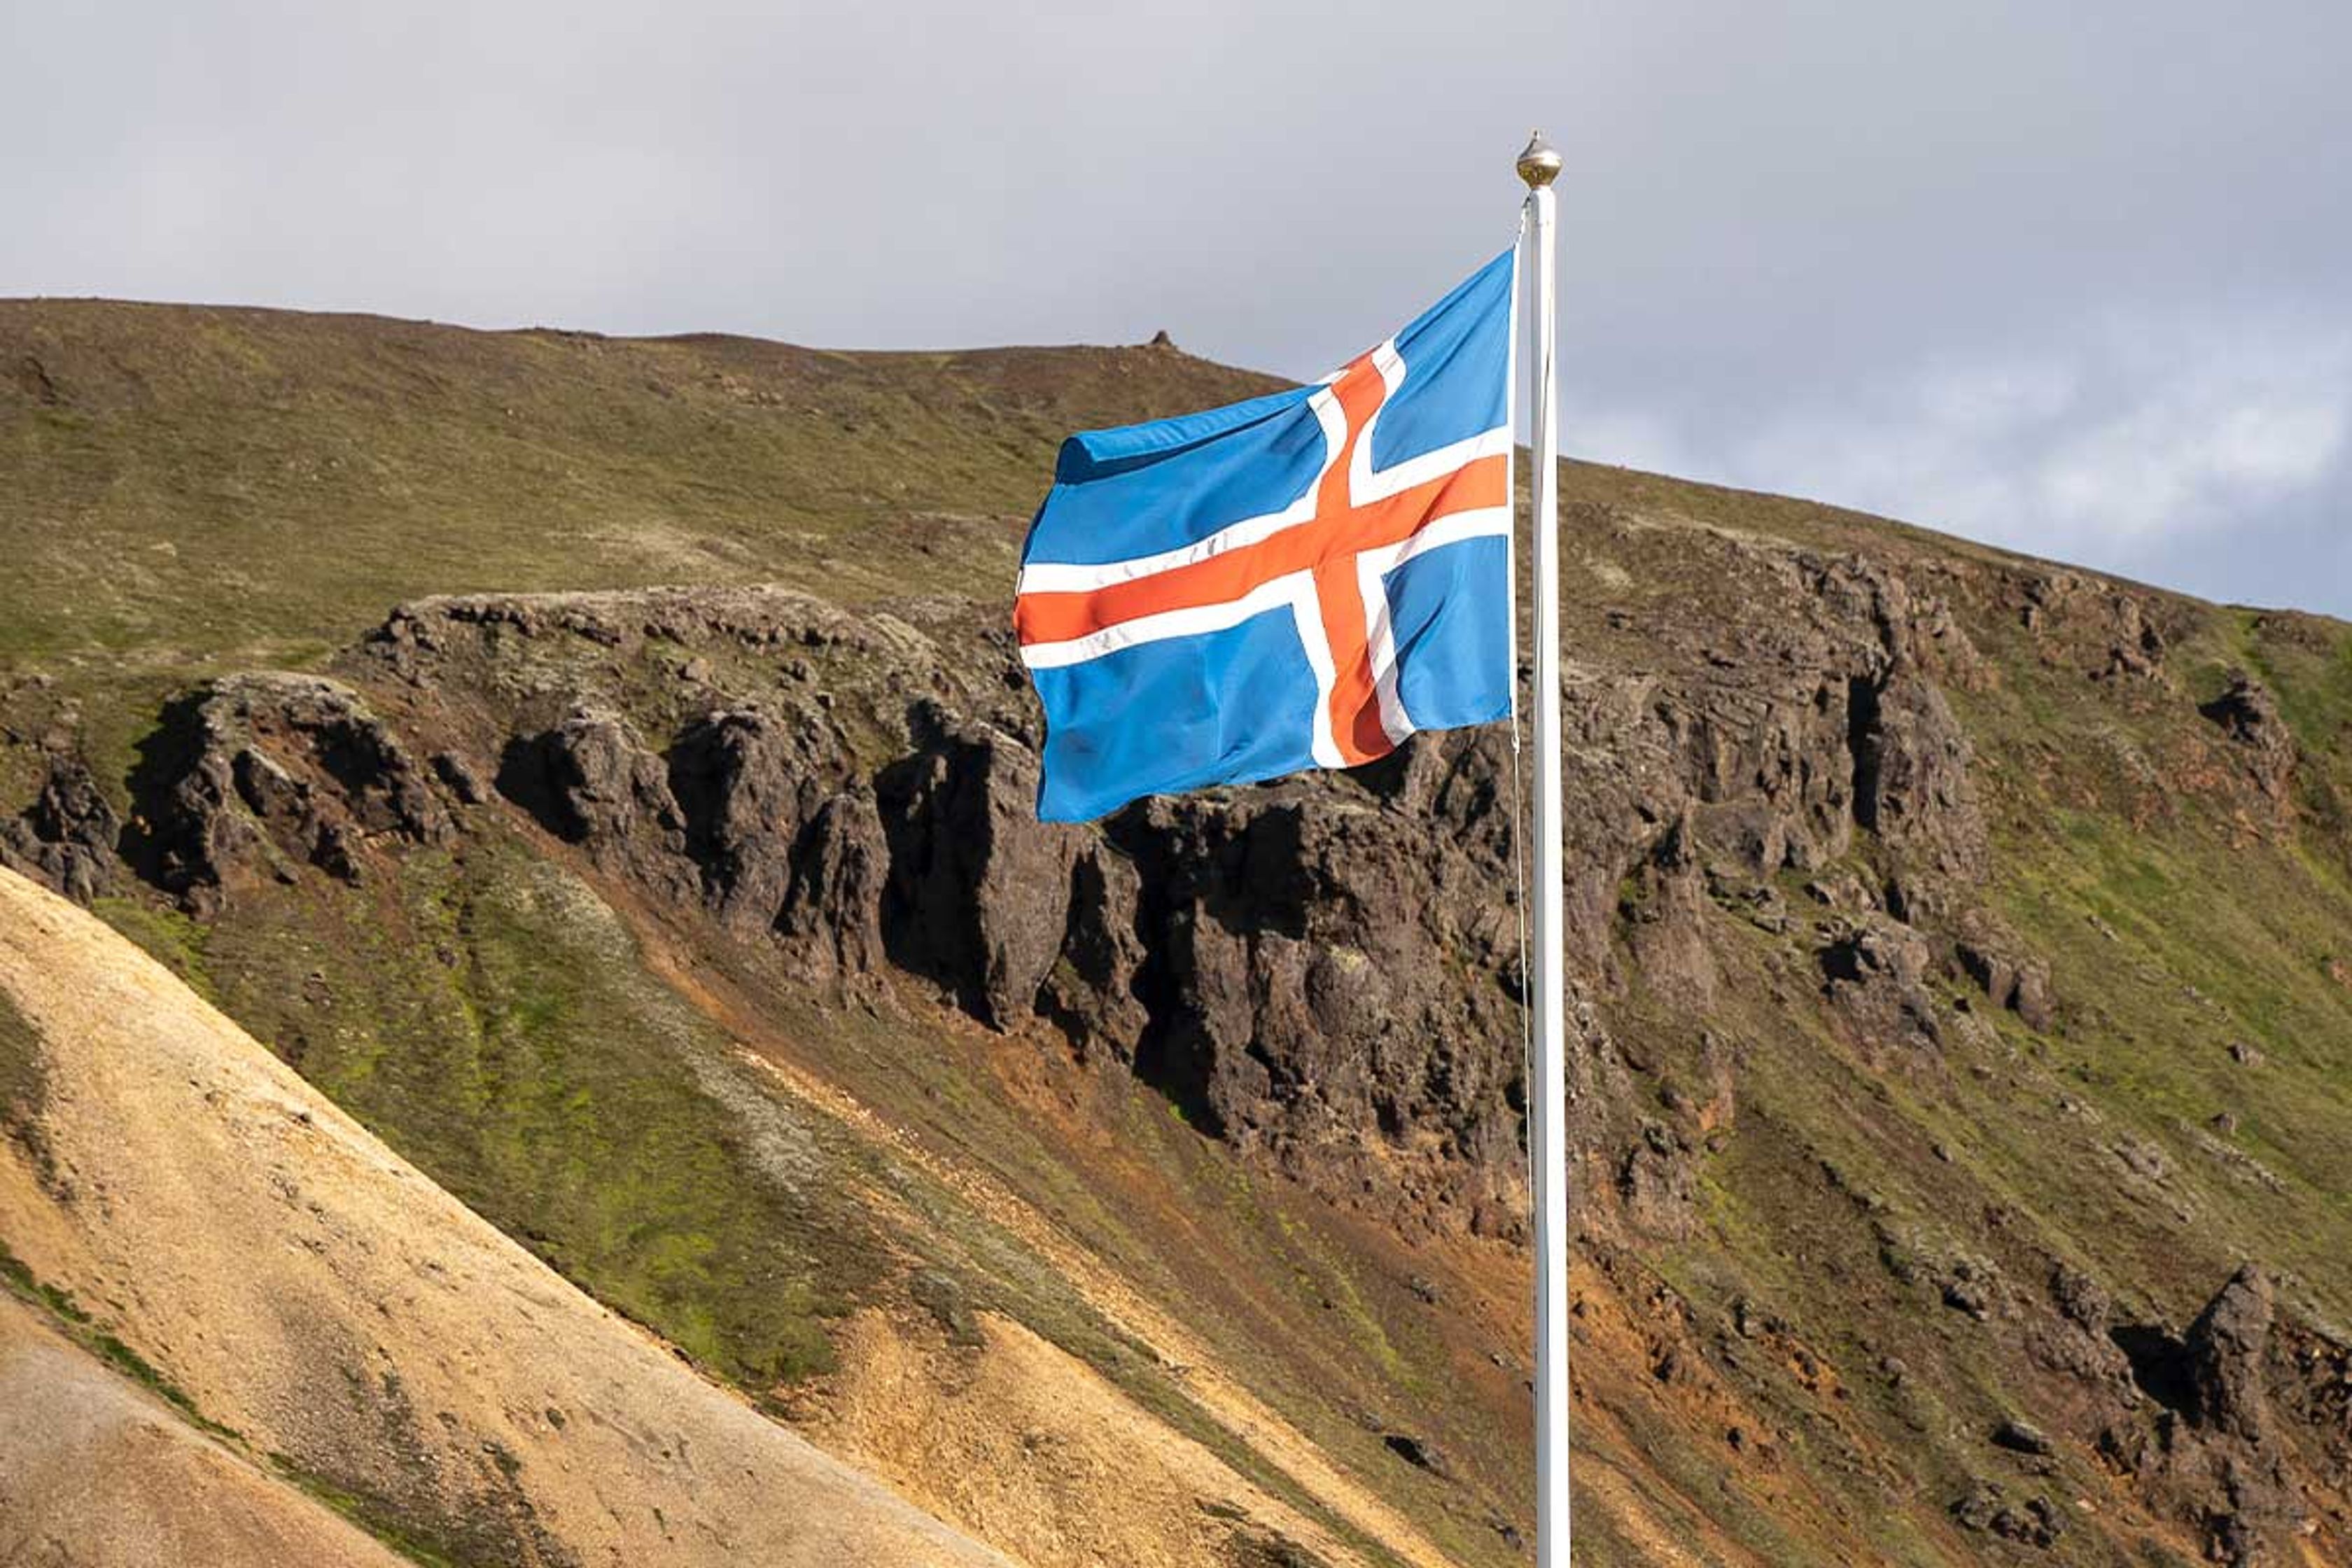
[1014, 248, 1516, 822]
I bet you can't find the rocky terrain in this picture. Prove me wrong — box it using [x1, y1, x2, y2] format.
[4, 298, 2351, 1564]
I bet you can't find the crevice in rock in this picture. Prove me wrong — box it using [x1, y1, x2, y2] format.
[496, 732, 586, 842]
[1847, 673, 1886, 834]
[874, 745, 989, 1018]
[1107, 810, 1227, 1138]
[119, 692, 215, 893]
[2110, 1322, 2197, 1418]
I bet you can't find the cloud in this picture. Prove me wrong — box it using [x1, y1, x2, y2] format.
[1575, 312, 2352, 597]
[4, 1, 2349, 615]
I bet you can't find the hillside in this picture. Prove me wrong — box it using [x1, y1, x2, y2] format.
[0, 1292, 412, 1568]
[4, 298, 2352, 1567]
[0, 867, 1018, 1568]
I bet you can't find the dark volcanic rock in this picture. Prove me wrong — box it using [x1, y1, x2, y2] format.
[2104, 1266, 2304, 1565]
[2029, 1263, 2136, 1389]
[878, 706, 1082, 1028]
[1618, 1120, 1699, 1240]
[1951, 1482, 2066, 1548]
[0, 754, 120, 904]
[1993, 1418, 2054, 1456]
[668, 706, 825, 931]
[2014, 571, 2175, 684]
[500, 707, 688, 876]
[1849, 666, 1987, 918]
[664, 704, 886, 981]
[770, 788, 890, 990]
[87, 542, 2017, 1246]
[1616, 807, 1717, 1011]
[279, 548, 2009, 1243]
[1107, 734, 1533, 1231]
[1938, 1256, 1999, 1321]
[2199, 670, 2297, 808]
[1038, 841, 1149, 1060]
[92, 547, 2022, 1252]
[128, 674, 452, 911]
[496, 697, 888, 988]
[431, 750, 491, 806]
[1954, 912, 2056, 1031]
[1382, 1433, 1452, 1478]
[2184, 1264, 2275, 1445]
[1820, 913, 1943, 1053]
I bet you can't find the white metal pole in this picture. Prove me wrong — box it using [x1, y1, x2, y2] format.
[1516, 129, 1573, 1567]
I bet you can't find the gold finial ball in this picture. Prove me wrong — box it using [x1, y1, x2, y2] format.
[1516, 130, 1562, 189]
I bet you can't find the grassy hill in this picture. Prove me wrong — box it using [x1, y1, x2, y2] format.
[4, 298, 2351, 1567]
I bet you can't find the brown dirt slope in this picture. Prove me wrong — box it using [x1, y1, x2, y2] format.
[0, 864, 1012, 1568]
[0, 1292, 410, 1568]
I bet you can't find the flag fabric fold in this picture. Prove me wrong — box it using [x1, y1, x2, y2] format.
[1015, 248, 1516, 822]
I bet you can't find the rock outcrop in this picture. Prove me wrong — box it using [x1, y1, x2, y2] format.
[125, 675, 451, 912]
[2200, 670, 2299, 810]
[2104, 1266, 2305, 1565]
[90, 531, 2029, 1251]
[878, 706, 1084, 1028]
[0, 754, 119, 904]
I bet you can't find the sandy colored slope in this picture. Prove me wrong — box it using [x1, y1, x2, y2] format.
[795, 1308, 1369, 1568]
[0, 867, 1011, 1568]
[710, 1034, 1468, 1568]
[0, 1292, 412, 1568]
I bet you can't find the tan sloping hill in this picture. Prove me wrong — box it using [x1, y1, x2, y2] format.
[0, 865, 1013, 1568]
[0, 1292, 412, 1568]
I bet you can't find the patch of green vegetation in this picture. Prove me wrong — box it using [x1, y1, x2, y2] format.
[0, 1236, 38, 1300]
[0, 303, 1286, 772]
[88, 1328, 241, 1438]
[90, 895, 219, 1001]
[189, 838, 883, 1387]
[0, 1237, 89, 1326]
[1989, 804, 2352, 1310]
[0, 988, 45, 1130]
[2248, 619, 2352, 748]
[0, 1238, 241, 1442]
[195, 843, 1438, 1564]
[268, 1460, 472, 1568]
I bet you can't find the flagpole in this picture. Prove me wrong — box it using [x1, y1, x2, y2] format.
[1516, 129, 1573, 1567]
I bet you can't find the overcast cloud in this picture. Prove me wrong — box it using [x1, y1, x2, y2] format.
[6, 1, 2346, 615]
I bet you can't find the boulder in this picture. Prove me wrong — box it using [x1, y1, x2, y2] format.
[1951, 1482, 2066, 1548]
[1820, 914, 1943, 1054]
[1954, 914, 2057, 1031]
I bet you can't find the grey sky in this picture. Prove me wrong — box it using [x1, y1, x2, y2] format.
[8, 1, 2347, 617]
